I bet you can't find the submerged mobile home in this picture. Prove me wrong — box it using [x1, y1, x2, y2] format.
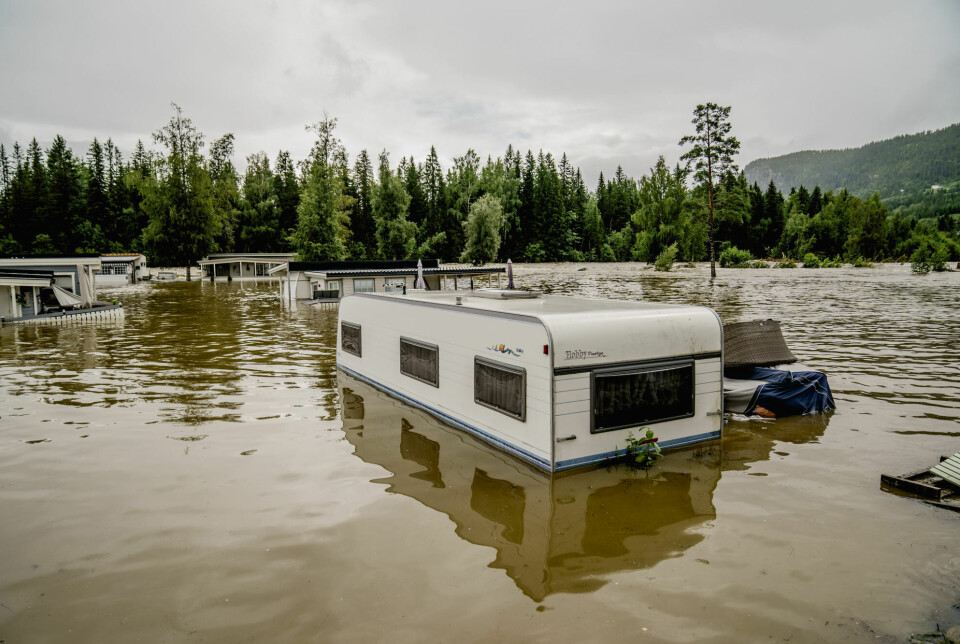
[96, 253, 146, 286]
[0, 255, 124, 324]
[271, 259, 505, 303]
[199, 253, 297, 280]
[337, 290, 723, 472]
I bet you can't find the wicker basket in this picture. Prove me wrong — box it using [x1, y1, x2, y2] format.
[723, 319, 797, 368]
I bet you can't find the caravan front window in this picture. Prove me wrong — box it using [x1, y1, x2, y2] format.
[591, 361, 694, 433]
[474, 357, 526, 421]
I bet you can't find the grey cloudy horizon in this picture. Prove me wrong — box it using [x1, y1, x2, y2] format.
[1, 0, 958, 184]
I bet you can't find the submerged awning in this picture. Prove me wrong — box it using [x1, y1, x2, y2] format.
[51, 284, 83, 308]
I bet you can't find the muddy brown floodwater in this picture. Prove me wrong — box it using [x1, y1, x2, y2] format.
[0, 263, 958, 643]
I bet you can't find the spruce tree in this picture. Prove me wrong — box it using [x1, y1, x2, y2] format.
[85, 138, 109, 242]
[47, 135, 88, 253]
[372, 150, 416, 260]
[237, 152, 280, 252]
[293, 116, 353, 262]
[679, 102, 741, 277]
[351, 149, 375, 258]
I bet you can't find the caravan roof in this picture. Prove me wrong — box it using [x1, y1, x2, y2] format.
[347, 290, 722, 369]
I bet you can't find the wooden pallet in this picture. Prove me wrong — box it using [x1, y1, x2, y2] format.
[881, 454, 960, 513]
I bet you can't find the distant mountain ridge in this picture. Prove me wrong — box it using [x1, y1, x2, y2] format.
[744, 123, 960, 198]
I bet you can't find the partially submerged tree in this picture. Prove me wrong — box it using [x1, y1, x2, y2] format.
[679, 102, 740, 277]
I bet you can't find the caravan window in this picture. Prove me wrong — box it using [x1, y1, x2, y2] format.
[341, 322, 362, 357]
[400, 337, 439, 387]
[385, 277, 405, 293]
[474, 357, 526, 421]
[591, 361, 694, 433]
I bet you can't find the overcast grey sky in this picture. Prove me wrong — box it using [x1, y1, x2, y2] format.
[1, 0, 958, 183]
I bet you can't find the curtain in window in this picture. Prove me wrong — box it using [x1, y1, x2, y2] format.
[475, 359, 524, 419]
[594, 365, 693, 431]
[400, 339, 438, 386]
[341, 323, 361, 357]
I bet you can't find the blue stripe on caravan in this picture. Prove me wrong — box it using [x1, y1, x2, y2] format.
[554, 430, 722, 472]
[337, 364, 552, 472]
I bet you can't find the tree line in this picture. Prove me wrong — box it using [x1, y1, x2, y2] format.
[0, 103, 957, 269]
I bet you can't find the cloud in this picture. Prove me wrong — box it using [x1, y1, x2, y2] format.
[1, 0, 958, 185]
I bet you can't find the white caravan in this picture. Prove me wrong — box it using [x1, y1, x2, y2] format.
[336, 290, 723, 472]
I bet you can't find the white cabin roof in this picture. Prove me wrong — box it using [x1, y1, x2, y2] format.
[0, 256, 102, 268]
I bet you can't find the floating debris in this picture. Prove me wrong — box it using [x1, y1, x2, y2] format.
[881, 452, 960, 513]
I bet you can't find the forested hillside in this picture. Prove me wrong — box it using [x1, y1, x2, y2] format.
[0, 105, 957, 268]
[745, 123, 960, 218]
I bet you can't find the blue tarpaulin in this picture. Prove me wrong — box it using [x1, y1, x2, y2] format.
[724, 367, 836, 417]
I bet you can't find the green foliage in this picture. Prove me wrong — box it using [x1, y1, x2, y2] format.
[821, 256, 843, 268]
[208, 133, 241, 252]
[910, 237, 949, 274]
[461, 194, 503, 265]
[679, 103, 740, 277]
[373, 150, 416, 260]
[631, 157, 698, 263]
[774, 259, 797, 268]
[31, 233, 57, 254]
[524, 241, 546, 263]
[802, 253, 822, 268]
[844, 193, 886, 260]
[0, 108, 948, 271]
[718, 245, 753, 268]
[653, 243, 678, 271]
[142, 103, 216, 270]
[624, 429, 662, 469]
[850, 256, 872, 267]
[293, 117, 353, 261]
[237, 152, 284, 252]
[607, 225, 633, 262]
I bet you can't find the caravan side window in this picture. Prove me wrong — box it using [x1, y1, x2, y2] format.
[591, 361, 694, 433]
[341, 322, 362, 357]
[474, 357, 526, 421]
[400, 337, 439, 386]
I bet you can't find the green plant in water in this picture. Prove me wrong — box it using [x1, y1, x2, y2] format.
[850, 256, 872, 268]
[774, 259, 797, 268]
[625, 428, 662, 469]
[821, 256, 843, 268]
[910, 238, 948, 274]
[653, 243, 678, 272]
[718, 246, 753, 268]
[802, 253, 821, 268]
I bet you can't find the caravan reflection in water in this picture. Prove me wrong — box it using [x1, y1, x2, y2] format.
[340, 372, 721, 601]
